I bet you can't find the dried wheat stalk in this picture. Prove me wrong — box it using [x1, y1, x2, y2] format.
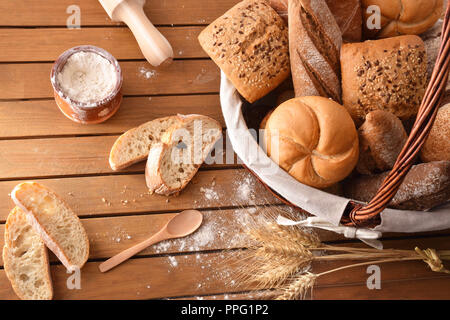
[234, 207, 450, 300]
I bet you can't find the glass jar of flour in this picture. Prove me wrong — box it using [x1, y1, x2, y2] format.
[50, 45, 123, 124]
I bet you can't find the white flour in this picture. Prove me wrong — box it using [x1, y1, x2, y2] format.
[56, 51, 117, 103]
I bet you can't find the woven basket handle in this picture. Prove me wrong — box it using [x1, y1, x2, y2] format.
[342, 3, 450, 227]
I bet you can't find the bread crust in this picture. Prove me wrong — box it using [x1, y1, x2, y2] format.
[420, 104, 450, 162]
[288, 0, 342, 102]
[362, 0, 444, 38]
[265, 96, 359, 189]
[198, 0, 290, 103]
[11, 182, 89, 271]
[357, 110, 408, 174]
[341, 35, 427, 124]
[344, 161, 450, 210]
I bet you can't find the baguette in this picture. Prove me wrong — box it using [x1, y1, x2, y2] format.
[145, 115, 222, 195]
[11, 182, 89, 270]
[109, 116, 180, 171]
[3, 207, 53, 300]
[268, 0, 362, 42]
[288, 0, 342, 102]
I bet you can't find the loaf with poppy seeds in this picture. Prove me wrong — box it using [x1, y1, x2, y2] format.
[198, 0, 290, 103]
[341, 35, 427, 125]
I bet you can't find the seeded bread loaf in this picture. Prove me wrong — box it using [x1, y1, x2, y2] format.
[11, 182, 89, 271]
[198, 0, 290, 103]
[357, 110, 408, 174]
[344, 161, 450, 211]
[341, 35, 427, 125]
[288, 0, 342, 102]
[145, 115, 222, 195]
[109, 116, 180, 170]
[3, 207, 53, 300]
[420, 104, 450, 162]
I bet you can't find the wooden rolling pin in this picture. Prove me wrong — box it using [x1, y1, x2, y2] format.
[98, 0, 173, 66]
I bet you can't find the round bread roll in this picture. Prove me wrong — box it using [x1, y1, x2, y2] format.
[362, 0, 443, 38]
[264, 96, 359, 189]
[420, 104, 450, 162]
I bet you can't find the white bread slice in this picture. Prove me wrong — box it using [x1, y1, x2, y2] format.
[109, 116, 180, 170]
[145, 115, 222, 195]
[11, 182, 89, 271]
[3, 207, 53, 300]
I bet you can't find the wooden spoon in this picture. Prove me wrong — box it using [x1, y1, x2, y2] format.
[99, 210, 203, 272]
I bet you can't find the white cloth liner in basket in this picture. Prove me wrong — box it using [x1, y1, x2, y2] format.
[220, 71, 450, 249]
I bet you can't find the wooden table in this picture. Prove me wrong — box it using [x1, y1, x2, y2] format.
[0, 0, 449, 300]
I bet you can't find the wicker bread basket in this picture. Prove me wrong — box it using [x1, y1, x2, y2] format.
[236, 3, 450, 229]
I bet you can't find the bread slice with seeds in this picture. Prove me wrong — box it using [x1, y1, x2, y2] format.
[145, 115, 222, 195]
[3, 207, 53, 300]
[11, 182, 89, 271]
[109, 116, 180, 171]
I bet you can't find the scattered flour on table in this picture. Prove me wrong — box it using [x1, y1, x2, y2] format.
[168, 256, 178, 268]
[139, 66, 157, 79]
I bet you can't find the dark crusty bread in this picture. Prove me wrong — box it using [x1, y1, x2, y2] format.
[288, 0, 342, 102]
[357, 110, 408, 174]
[344, 161, 450, 211]
[268, 0, 362, 42]
[325, 0, 362, 42]
[362, 0, 444, 39]
[420, 104, 450, 162]
[341, 35, 427, 125]
[198, 0, 290, 103]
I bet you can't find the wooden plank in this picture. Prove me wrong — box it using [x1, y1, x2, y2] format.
[0, 27, 206, 62]
[0, 95, 223, 138]
[0, 133, 243, 179]
[312, 277, 450, 300]
[0, 60, 219, 100]
[0, 169, 278, 221]
[0, 207, 273, 266]
[0, 0, 238, 26]
[1, 244, 449, 300]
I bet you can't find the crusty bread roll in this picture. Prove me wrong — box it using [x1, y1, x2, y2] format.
[268, 0, 362, 42]
[362, 0, 444, 38]
[341, 35, 427, 124]
[288, 0, 342, 103]
[420, 104, 450, 162]
[264, 96, 359, 189]
[198, 0, 290, 103]
[357, 110, 408, 174]
[3, 207, 53, 300]
[344, 161, 450, 211]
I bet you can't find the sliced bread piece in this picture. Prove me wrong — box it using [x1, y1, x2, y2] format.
[3, 207, 53, 300]
[109, 116, 180, 171]
[145, 115, 222, 195]
[11, 182, 89, 270]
